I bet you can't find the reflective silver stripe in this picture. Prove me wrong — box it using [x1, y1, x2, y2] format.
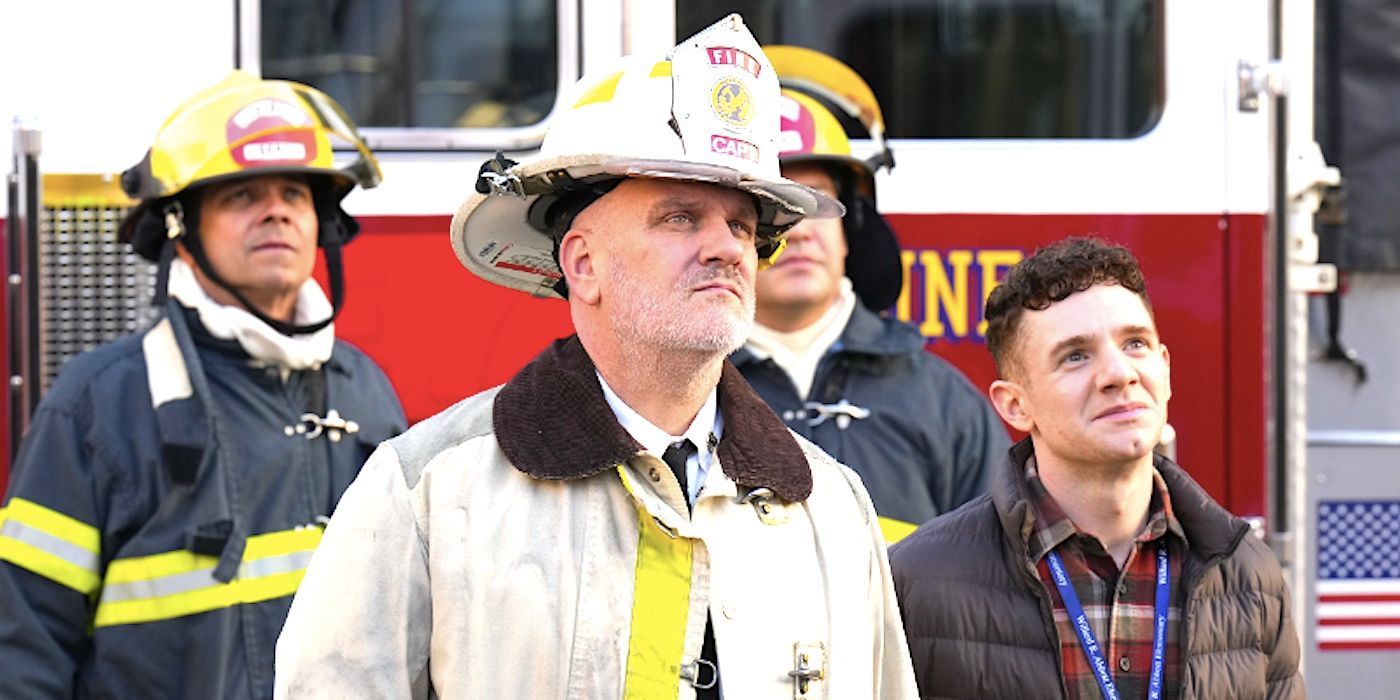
[99, 549, 316, 604]
[101, 566, 214, 604]
[0, 518, 100, 574]
[240, 549, 314, 579]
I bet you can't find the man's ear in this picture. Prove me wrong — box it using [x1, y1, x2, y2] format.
[557, 228, 600, 305]
[989, 379, 1035, 433]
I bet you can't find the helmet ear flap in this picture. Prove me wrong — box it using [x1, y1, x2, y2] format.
[124, 192, 200, 262]
[843, 195, 904, 313]
[124, 206, 171, 261]
[317, 200, 360, 248]
[299, 175, 361, 249]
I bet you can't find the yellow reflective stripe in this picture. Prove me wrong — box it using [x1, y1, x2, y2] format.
[649, 60, 672, 78]
[0, 498, 102, 594]
[4, 498, 100, 553]
[104, 527, 321, 584]
[95, 527, 323, 628]
[574, 71, 625, 109]
[0, 534, 102, 594]
[245, 527, 323, 558]
[95, 569, 308, 628]
[878, 516, 918, 545]
[104, 548, 215, 585]
[618, 467, 693, 699]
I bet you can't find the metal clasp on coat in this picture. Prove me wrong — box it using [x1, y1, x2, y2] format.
[738, 487, 789, 525]
[789, 642, 826, 698]
[294, 516, 333, 532]
[297, 409, 360, 443]
[803, 399, 870, 430]
[681, 658, 718, 690]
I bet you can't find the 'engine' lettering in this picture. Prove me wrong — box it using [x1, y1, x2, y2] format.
[896, 248, 1024, 341]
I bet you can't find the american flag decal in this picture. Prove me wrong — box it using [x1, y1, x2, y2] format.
[1317, 501, 1400, 650]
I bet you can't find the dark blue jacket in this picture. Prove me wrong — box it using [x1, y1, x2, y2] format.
[732, 302, 1007, 540]
[0, 302, 405, 699]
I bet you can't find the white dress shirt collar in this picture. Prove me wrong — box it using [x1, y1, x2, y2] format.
[596, 372, 723, 505]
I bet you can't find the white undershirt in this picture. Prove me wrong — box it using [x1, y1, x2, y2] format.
[596, 372, 722, 506]
[745, 277, 857, 399]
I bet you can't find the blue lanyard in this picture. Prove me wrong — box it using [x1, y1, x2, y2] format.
[1045, 540, 1170, 700]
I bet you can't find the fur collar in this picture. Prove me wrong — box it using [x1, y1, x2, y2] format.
[493, 336, 813, 502]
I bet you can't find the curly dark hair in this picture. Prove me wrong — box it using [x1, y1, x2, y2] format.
[985, 236, 1151, 377]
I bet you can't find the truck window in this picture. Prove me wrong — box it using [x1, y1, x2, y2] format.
[256, 0, 563, 147]
[679, 0, 1163, 139]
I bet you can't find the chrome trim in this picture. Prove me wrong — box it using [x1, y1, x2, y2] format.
[1307, 430, 1400, 447]
[237, 0, 260, 72]
[238, 0, 580, 152]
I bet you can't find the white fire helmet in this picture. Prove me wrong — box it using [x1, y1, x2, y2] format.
[450, 14, 844, 298]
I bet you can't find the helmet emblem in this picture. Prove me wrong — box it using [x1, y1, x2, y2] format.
[226, 98, 318, 168]
[711, 79, 754, 128]
[778, 94, 817, 156]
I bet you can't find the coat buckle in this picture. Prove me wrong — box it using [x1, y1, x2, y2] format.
[738, 487, 790, 525]
[789, 642, 826, 698]
[803, 398, 870, 430]
[296, 409, 361, 442]
[681, 657, 718, 690]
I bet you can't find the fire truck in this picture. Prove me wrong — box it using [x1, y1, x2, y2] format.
[3, 0, 1397, 692]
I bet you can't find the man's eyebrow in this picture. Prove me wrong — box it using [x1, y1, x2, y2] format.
[1047, 324, 1159, 358]
[1046, 333, 1093, 360]
[645, 195, 758, 221]
[1119, 324, 1158, 340]
[646, 197, 704, 218]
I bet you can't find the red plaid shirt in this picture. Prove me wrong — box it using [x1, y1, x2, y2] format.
[1025, 457, 1186, 699]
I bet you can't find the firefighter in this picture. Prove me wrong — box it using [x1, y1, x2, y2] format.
[0, 71, 406, 698]
[732, 49, 1008, 544]
[275, 15, 915, 698]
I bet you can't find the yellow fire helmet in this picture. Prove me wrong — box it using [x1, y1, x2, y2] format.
[764, 45, 894, 175]
[771, 50, 905, 313]
[451, 14, 843, 299]
[778, 88, 875, 199]
[117, 70, 382, 334]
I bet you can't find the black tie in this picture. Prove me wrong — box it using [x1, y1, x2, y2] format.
[661, 439, 697, 503]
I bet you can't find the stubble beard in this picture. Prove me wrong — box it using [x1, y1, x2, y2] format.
[609, 264, 755, 357]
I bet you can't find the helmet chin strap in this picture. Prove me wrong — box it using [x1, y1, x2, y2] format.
[149, 200, 185, 309]
[156, 199, 345, 337]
